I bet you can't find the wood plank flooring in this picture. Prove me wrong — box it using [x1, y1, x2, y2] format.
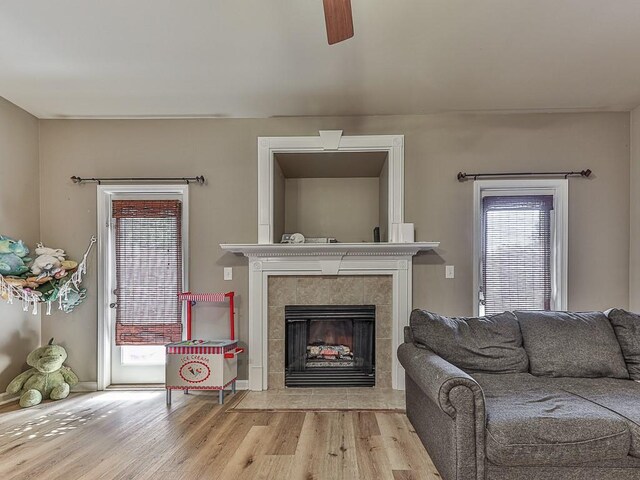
[0, 391, 441, 480]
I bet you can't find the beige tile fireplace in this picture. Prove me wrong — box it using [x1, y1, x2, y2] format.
[220, 243, 438, 391]
[267, 275, 393, 390]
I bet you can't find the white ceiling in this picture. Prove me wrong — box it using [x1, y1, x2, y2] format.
[2, 1, 640, 119]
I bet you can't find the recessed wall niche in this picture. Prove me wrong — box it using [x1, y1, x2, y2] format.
[272, 151, 390, 243]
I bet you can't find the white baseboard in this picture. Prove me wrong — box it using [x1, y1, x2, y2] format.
[235, 380, 249, 390]
[0, 381, 98, 406]
[71, 381, 98, 392]
[0, 391, 18, 406]
[1, 380, 242, 404]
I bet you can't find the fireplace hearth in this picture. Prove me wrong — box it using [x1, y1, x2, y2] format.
[285, 305, 375, 387]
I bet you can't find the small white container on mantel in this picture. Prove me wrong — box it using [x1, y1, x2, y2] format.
[392, 223, 415, 243]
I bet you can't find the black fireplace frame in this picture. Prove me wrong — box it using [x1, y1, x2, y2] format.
[285, 304, 376, 387]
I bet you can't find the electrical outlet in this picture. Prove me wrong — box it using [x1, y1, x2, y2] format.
[445, 265, 455, 279]
[224, 267, 233, 281]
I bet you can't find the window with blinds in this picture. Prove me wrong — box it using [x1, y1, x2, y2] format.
[112, 199, 183, 345]
[481, 195, 553, 315]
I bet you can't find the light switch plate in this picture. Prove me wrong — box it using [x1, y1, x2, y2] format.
[445, 265, 455, 279]
[224, 267, 233, 281]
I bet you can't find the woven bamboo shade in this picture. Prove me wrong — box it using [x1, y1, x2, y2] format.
[113, 199, 183, 345]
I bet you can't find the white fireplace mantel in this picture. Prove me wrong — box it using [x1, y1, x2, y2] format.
[221, 242, 439, 391]
[221, 242, 439, 258]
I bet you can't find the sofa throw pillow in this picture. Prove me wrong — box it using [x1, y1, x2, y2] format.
[607, 309, 640, 380]
[515, 310, 629, 379]
[409, 309, 529, 374]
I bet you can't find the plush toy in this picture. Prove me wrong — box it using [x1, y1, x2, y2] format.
[0, 253, 30, 276]
[34, 245, 66, 262]
[30, 255, 63, 277]
[0, 235, 30, 257]
[60, 288, 87, 313]
[30, 244, 68, 278]
[6, 338, 78, 408]
[0, 235, 31, 276]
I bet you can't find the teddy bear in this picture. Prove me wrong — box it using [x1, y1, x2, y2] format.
[30, 244, 67, 277]
[6, 338, 79, 408]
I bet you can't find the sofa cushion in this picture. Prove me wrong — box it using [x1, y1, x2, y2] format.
[515, 310, 629, 379]
[409, 309, 529, 374]
[607, 309, 640, 380]
[472, 373, 631, 466]
[548, 377, 640, 458]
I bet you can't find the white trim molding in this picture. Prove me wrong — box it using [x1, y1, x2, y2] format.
[472, 179, 568, 316]
[0, 382, 98, 405]
[235, 380, 249, 390]
[71, 381, 99, 392]
[221, 243, 438, 391]
[257, 132, 405, 243]
[97, 184, 189, 390]
[221, 242, 438, 259]
[0, 392, 18, 406]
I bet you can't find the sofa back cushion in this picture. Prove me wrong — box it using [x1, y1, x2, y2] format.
[515, 310, 629, 379]
[409, 309, 529, 373]
[607, 309, 640, 380]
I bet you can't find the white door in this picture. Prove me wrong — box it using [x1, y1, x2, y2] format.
[104, 188, 188, 385]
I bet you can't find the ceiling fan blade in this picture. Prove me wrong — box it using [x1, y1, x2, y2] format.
[323, 0, 354, 45]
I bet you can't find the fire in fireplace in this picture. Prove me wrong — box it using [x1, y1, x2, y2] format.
[285, 305, 375, 387]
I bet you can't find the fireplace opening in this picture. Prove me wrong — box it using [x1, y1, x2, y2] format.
[285, 305, 375, 387]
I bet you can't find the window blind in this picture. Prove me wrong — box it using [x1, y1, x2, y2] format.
[482, 195, 553, 315]
[113, 199, 183, 345]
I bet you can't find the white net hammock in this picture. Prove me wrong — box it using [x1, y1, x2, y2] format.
[0, 236, 96, 315]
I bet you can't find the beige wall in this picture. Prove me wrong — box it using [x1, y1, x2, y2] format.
[0, 97, 40, 393]
[284, 177, 379, 242]
[38, 112, 631, 382]
[273, 161, 285, 242]
[631, 107, 640, 311]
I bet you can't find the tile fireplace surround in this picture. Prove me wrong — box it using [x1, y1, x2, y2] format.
[221, 243, 439, 391]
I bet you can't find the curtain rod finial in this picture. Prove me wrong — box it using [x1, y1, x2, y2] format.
[71, 176, 82, 184]
[582, 169, 592, 178]
[457, 172, 467, 182]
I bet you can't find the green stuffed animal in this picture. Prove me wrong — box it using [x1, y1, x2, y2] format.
[6, 338, 79, 407]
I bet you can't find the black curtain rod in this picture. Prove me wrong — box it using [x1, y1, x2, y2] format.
[457, 169, 592, 182]
[70, 175, 206, 185]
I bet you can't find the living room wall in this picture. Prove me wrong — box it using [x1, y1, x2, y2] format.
[0, 97, 40, 394]
[38, 112, 630, 383]
[630, 107, 640, 312]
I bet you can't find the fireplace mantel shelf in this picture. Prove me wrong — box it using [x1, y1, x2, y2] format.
[220, 242, 439, 258]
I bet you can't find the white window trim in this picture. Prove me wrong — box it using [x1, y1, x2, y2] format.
[96, 184, 189, 390]
[472, 179, 568, 316]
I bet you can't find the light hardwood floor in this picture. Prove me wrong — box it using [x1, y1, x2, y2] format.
[0, 391, 441, 480]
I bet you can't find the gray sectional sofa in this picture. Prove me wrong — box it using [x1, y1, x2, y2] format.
[397, 308, 640, 480]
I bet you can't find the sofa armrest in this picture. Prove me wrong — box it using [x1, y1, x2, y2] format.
[397, 341, 485, 419]
[398, 341, 486, 480]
